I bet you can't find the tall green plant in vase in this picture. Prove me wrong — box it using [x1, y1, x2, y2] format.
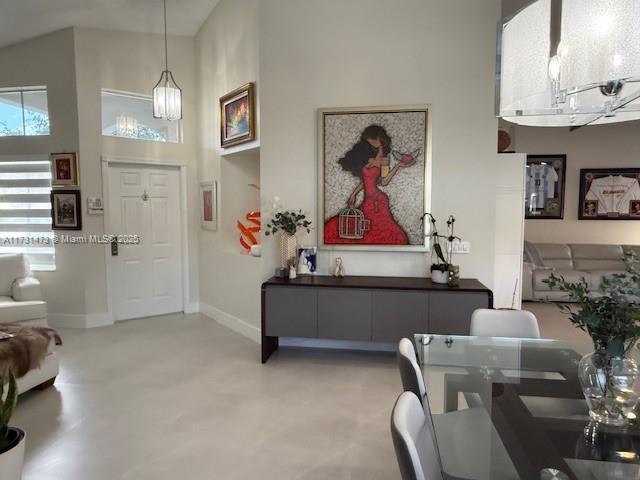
[422, 213, 461, 286]
[545, 253, 640, 426]
[265, 210, 312, 269]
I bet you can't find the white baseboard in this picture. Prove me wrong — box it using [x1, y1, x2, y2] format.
[48, 312, 114, 329]
[185, 302, 200, 314]
[199, 303, 260, 344]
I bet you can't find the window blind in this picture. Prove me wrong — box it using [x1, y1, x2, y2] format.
[0, 159, 55, 271]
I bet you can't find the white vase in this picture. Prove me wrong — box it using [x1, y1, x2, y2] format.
[0, 428, 25, 480]
[279, 234, 297, 268]
[431, 270, 448, 284]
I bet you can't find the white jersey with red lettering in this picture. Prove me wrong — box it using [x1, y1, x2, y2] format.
[585, 175, 640, 214]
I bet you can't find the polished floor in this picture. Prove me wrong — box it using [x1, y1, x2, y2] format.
[15, 314, 400, 480]
[15, 307, 581, 480]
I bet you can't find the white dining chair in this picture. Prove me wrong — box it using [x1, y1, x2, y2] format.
[469, 308, 541, 339]
[391, 391, 444, 480]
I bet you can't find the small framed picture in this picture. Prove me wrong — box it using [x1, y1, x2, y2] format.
[50, 152, 79, 186]
[220, 83, 255, 148]
[51, 189, 82, 230]
[296, 247, 317, 275]
[200, 181, 218, 230]
[579, 168, 640, 220]
[525, 154, 566, 219]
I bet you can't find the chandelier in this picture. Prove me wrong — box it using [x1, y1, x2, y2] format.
[152, 0, 182, 120]
[497, 0, 640, 128]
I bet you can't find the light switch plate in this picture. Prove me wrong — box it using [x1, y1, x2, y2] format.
[447, 240, 471, 254]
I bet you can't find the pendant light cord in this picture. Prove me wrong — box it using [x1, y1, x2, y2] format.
[163, 0, 169, 72]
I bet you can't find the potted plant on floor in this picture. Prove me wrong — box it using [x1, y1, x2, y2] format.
[264, 209, 312, 269]
[422, 213, 461, 286]
[0, 369, 24, 480]
[545, 254, 640, 426]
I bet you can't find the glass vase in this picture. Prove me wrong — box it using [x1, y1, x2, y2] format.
[578, 351, 640, 426]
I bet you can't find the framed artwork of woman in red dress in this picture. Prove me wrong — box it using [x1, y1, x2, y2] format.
[318, 106, 430, 251]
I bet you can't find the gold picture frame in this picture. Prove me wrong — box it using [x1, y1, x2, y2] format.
[220, 82, 256, 148]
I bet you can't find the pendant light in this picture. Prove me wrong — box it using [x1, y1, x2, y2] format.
[153, 0, 182, 120]
[497, 0, 640, 129]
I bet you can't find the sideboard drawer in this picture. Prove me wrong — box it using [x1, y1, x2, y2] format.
[428, 292, 487, 335]
[372, 290, 428, 342]
[265, 287, 317, 337]
[317, 289, 372, 341]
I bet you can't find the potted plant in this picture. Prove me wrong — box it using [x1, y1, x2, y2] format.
[0, 370, 24, 480]
[422, 213, 461, 285]
[545, 254, 640, 426]
[265, 210, 312, 268]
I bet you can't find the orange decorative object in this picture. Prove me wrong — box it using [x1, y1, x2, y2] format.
[236, 211, 261, 252]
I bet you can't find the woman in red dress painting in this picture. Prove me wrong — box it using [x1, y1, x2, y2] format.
[324, 125, 416, 245]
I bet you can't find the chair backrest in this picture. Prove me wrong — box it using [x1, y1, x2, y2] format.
[391, 391, 443, 480]
[0, 253, 29, 297]
[397, 338, 426, 405]
[470, 308, 540, 339]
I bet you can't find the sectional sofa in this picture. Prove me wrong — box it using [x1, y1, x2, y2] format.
[522, 243, 640, 302]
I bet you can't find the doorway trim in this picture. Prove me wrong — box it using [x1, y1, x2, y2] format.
[101, 155, 191, 323]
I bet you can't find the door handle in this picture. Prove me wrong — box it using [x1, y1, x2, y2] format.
[111, 239, 118, 256]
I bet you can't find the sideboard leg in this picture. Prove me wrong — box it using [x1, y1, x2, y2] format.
[262, 335, 279, 363]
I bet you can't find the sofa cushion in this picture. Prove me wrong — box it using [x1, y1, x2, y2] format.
[524, 241, 545, 267]
[0, 254, 29, 297]
[0, 296, 47, 324]
[531, 244, 573, 269]
[570, 244, 625, 271]
[533, 269, 594, 291]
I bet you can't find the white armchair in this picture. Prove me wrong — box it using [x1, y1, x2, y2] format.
[0, 253, 59, 393]
[0, 253, 47, 326]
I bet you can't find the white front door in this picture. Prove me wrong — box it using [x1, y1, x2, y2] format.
[108, 164, 183, 321]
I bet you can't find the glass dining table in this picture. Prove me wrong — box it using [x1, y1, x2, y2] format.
[413, 334, 640, 480]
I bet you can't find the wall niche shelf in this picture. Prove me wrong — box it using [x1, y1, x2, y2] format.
[220, 143, 260, 158]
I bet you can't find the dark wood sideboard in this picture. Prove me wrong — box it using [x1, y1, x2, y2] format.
[261, 275, 493, 363]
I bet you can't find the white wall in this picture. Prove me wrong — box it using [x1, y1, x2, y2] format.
[259, 0, 501, 288]
[73, 27, 199, 324]
[195, 0, 261, 338]
[515, 121, 640, 245]
[0, 28, 87, 315]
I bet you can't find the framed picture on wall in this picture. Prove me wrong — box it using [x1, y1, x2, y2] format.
[50, 152, 79, 187]
[317, 105, 430, 251]
[220, 83, 255, 148]
[578, 168, 640, 220]
[525, 154, 566, 220]
[200, 181, 218, 230]
[51, 189, 82, 230]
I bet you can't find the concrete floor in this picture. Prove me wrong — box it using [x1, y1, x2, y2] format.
[14, 307, 583, 480]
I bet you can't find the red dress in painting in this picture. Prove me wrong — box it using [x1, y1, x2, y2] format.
[324, 165, 408, 245]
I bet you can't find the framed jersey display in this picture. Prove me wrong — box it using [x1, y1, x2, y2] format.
[525, 154, 566, 219]
[579, 168, 640, 220]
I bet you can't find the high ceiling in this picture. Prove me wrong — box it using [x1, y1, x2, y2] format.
[0, 0, 220, 48]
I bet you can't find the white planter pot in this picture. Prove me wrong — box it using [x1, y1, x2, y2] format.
[431, 270, 448, 284]
[0, 428, 25, 480]
[279, 234, 297, 268]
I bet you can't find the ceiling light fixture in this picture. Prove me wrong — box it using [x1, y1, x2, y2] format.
[153, 0, 182, 121]
[497, 0, 640, 129]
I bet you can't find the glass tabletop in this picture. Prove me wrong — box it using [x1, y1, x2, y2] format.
[413, 334, 640, 480]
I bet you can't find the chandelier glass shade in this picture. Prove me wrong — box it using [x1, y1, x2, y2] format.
[152, 0, 182, 121]
[497, 0, 640, 128]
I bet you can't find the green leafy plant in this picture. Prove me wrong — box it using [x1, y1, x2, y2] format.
[544, 252, 640, 357]
[0, 369, 18, 452]
[421, 213, 460, 272]
[264, 210, 311, 237]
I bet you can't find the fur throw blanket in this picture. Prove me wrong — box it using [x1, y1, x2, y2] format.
[0, 324, 62, 378]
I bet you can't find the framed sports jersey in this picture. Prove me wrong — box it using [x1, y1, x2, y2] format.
[525, 155, 566, 219]
[579, 168, 640, 220]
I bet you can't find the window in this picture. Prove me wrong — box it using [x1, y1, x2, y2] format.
[101, 89, 181, 143]
[0, 87, 50, 137]
[0, 159, 55, 271]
